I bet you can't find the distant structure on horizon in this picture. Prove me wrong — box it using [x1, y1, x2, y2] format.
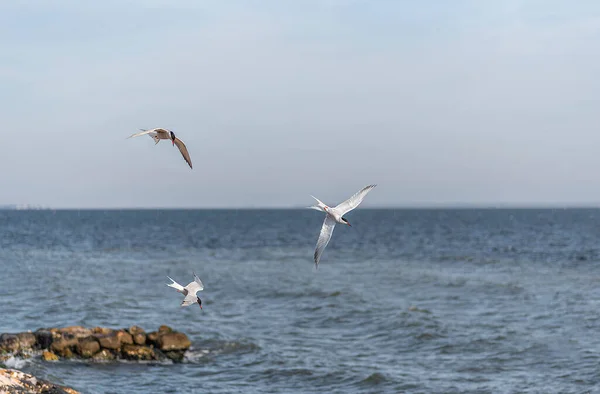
[0, 204, 50, 210]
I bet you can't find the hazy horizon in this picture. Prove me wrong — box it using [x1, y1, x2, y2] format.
[6, 203, 600, 210]
[2, 1, 600, 208]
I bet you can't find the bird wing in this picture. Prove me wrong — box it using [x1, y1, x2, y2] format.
[173, 137, 193, 169]
[334, 184, 377, 215]
[193, 272, 204, 290]
[314, 215, 337, 267]
[127, 128, 168, 139]
[166, 276, 185, 293]
[180, 293, 198, 307]
[186, 280, 204, 295]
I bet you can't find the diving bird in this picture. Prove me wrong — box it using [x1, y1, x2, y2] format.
[128, 128, 193, 169]
[167, 272, 204, 309]
[308, 184, 377, 267]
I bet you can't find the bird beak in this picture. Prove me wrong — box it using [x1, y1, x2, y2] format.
[347, 222, 352, 227]
[172, 140, 175, 146]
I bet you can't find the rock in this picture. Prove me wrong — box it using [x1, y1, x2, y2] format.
[164, 350, 186, 362]
[61, 347, 74, 359]
[0, 334, 20, 353]
[158, 325, 173, 334]
[92, 327, 113, 335]
[34, 330, 53, 349]
[96, 333, 121, 350]
[50, 337, 78, 358]
[128, 326, 146, 345]
[95, 330, 132, 350]
[0, 368, 80, 393]
[128, 326, 145, 335]
[116, 330, 133, 346]
[132, 333, 146, 346]
[15, 351, 32, 360]
[157, 332, 191, 351]
[146, 331, 159, 346]
[16, 333, 36, 350]
[121, 344, 157, 361]
[0, 334, 19, 354]
[92, 349, 116, 362]
[58, 326, 92, 339]
[42, 350, 59, 361]
[76, 337, 100, 358]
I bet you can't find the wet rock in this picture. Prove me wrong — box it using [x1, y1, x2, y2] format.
[16, 333, 36, 350]
[42, 350, 59, 361]
[61, 347, 74, 359]
[0, 334, 20, 353]
[128, 326, 145, 335]
[15, 351, 32, 360]
[96, 332, 120, 350]
[121, 344, 157, 361]
[158, 325, 173, 334]
[76, 337, 100, 358]
[157, 332, 191, 351]
[92, 327, 113, 335]
[50, 337, 78, 358]
[128, 326, 146, 345]
[132, 333, 146, 345]
[146, 331, 159, 346]
[0, 368, 80, 393]
[95, 330, 133, 350]
[58, 326, 92, 339]
[116, 330, 133, 345]
[92, 349, 116, 362]
[34, 330, 53, 349]
[164, 350, 186, 362]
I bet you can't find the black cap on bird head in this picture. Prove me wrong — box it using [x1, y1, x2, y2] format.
[197, 297, 203, 310]
[342, 217, 351, 227]
[170, 131, 176, 145]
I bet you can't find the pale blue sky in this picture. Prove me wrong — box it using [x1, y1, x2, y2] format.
[1, 1, 600, 208]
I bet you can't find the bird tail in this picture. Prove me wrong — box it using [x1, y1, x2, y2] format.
[166, 276, 185, 292]
[307, 195, 327, 212]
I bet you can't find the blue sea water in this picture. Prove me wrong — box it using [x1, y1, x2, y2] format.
[1, 209, 600, 393]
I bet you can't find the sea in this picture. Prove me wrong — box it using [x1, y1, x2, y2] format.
[1, 209, 600, 394]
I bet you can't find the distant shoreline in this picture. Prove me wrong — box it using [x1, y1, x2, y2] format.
[3, 206, 600, 211]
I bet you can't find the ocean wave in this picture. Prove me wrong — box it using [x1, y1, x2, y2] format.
[260, 368, 314, 378]
[191, 339, 260, 358]
[3, 356, 29, 369]
[356, 372, 389, 386]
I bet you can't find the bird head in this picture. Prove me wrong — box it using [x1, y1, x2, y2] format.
[342, 217, 351, 227]
[170, 131, 176, 146]
[197, 297, 203, 310]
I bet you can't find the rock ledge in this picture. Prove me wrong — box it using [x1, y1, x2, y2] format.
[0, 368, 80, 394]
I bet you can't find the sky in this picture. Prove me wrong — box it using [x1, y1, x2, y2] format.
[1, 0, 600, 208]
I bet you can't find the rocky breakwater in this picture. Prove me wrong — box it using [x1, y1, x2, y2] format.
[0, 325, 191, 363]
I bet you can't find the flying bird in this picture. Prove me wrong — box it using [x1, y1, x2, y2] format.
[128, 128, 193, 169]
[167, 272, 204, 309]
[308, 184, 377, 267]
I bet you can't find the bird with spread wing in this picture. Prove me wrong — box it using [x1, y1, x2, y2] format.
[308, 185, 377, 268]
[128, 128, 193, 169]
